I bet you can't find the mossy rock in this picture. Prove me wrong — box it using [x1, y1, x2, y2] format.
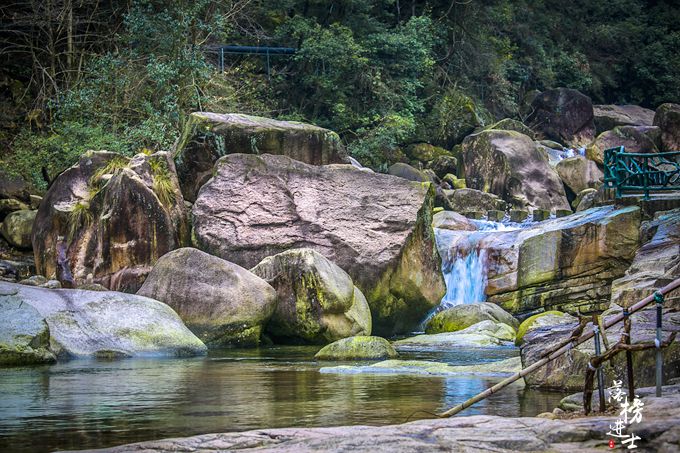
[516, 311, 577, 345]
[405, 143, 451, 163]
[442, 174, 466, 189]
[0, 210, 36, 249]
[425, 302, 519, 334]
[315, 336, 398, 360]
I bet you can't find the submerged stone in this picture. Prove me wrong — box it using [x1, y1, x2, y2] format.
[395, 320, 516, 349]
[320, 356, 521, 375]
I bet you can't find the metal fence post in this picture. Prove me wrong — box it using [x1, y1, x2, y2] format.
[593, 315, 606, 412]
[655, 291, 664, 397]
[623, 307, 635, 401]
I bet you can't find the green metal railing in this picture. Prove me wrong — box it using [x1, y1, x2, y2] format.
[604, 146, 680, 199]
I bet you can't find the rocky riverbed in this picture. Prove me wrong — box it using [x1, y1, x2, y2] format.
[69, 389, 680, 452]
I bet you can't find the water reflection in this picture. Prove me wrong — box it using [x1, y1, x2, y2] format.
[0, 347, 567, 452]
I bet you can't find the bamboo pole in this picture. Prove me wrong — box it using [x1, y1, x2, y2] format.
[437, 277, 680, 418]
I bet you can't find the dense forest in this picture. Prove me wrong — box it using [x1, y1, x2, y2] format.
[2, 0, 679, 188]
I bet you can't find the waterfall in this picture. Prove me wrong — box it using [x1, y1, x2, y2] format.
[431, 220, 518, 317]
[440, 247, 488, 308]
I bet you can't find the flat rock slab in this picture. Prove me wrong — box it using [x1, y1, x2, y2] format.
[320, 357, 521, 376]
[68, 392, 680, 452]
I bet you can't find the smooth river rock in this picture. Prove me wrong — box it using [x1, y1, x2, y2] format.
[0, 281, 206, 360]
[192, 153, 445, 335]
[0, 209, 36, 249]
[424, 302, 518, 334]
[461, 129, 570, 211]
[174, 112, 348, 201]
[251, 249, 371, 344]
[76, 391, 680, 452]
[394, 320, 516, 350]
[32, 151, 188, 292]
[314, 336, 397, 360]
[137, 248, 277, 347]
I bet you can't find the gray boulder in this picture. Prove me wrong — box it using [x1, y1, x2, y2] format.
[251, 249, 371, 344]
[387, 163, 428, 182]
[555, 156, 603, 194]
[137, 248, 277, 347]
[424, 302, 519, 334]
[0, 282, 206, 359]
[593, 104, 655, 134]
[654, 103, 680, 151]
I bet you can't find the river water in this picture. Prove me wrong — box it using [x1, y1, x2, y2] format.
[0, 346, 567, 452]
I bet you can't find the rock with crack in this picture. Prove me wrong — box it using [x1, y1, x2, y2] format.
[527, 87, 595, 147]
[192, 153, 445, 335]
[593, 104, 655, 134]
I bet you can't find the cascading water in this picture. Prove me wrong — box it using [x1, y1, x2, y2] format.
[427, 219, 520, 325]
[440, 244, 488, 308]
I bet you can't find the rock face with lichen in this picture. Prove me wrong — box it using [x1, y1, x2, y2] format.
[173, 112, 348, 201]
[461, 129, 570, 211]
[137, 247, 277, 347]
[0, 281, 206, 362]
[521, 306, 680, 390]
[436, 206, 640, 318]
[31, 151, 188, 292]
[191, 153, 445, 335]
[1, 209, 36, 249]
[251, 248, 371, 344]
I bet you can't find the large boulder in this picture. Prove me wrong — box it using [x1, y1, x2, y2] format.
[137, 248, 277, 347]
[527, 88, 595, 147]
[460, 130, 570, 211]
[424, 302, 518, 334]
[32, 151, 188, 292]
[611, 208, 680, 309]
[192, 154, 445, 335]
[314, 336, 398, 360]
[654, 103, 680, 151]
[251, 249, 371, 344]
[0, 295, 56, 365]
[555, 156, 603, 194]
[521, 307, 680, 390]
[1, 209, 36, 249]
[586, 125, 659, 164]
[174, 112, 348, 202]
[436, 206, 640, 317]
[447, 188, 507, 213]
[0, 281, 207, 359]
[593, 104, 655, 134]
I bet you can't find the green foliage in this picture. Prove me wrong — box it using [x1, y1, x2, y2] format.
[3, 122, 129, 191]
[149, 157, 177, 207]
[68, 201, 93, 241]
